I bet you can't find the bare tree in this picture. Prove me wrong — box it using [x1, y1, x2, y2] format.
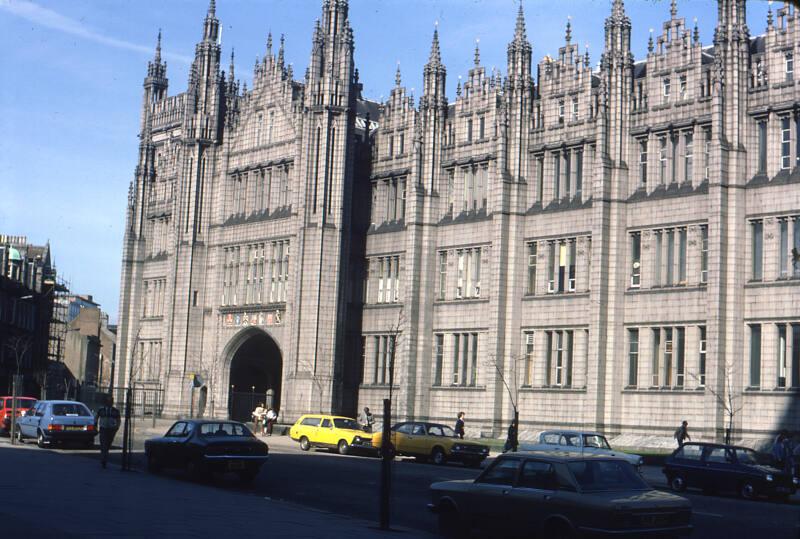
[385, 306, 405, 407]
[689, 361, 742, 445]
[487, 351, 527, 450]
[4, 334, 33, 379]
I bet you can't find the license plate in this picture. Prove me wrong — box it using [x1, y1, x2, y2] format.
[65, 426, 83, 431]
[228, 461, 245, 471]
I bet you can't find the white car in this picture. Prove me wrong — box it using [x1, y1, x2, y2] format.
[519, 430, 644, 471]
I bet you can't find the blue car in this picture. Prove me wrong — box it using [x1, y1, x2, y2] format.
[15, 400, 97, 448]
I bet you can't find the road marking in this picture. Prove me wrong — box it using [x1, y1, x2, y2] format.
[694, 511, 724, 518]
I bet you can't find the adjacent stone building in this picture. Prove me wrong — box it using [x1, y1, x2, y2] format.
[117, 0, 800, 441]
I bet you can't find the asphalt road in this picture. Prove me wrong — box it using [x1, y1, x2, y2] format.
[14, 434, 800, 538]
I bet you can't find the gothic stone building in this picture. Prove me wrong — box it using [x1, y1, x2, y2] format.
[117, 0, 800, 441]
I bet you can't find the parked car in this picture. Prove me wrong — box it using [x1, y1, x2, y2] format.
[15, 400, 96, 448]
[663, 442, 798, 501]
[520, 430, 644, 471]
[145, 420, 268, 483]
[372, 421, 490, 467]
[429, 452, 692, 538]
[289, 414, 374, 455]
[1, 396, 37, 434]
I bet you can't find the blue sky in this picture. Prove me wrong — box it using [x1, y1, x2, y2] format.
[0, 0, 771, 322]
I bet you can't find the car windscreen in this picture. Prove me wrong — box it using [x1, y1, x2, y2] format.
[4, 398, 35, 409]
[199, 423, 251, 437]
[52, 403, 91, 417]
[428, 425, 457, 437]
[583, 435, 611, 450]
[333, 418, 360, 430]
[735, 448, 770, 466]
[567, 460, 649, 492]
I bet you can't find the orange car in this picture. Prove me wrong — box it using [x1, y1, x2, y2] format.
[1, 396, 37, 434]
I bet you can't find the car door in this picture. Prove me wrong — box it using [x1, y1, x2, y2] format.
[319, 418, 335, 446]
[467, 457, 522, 534]
[161, 422, 189, 466]
[702, 446, 736, 492]
[408, 423, 430, 456]
[509, 459, 562, 529]
[23, 402, 45, 437]
[391, 423, 414, 455]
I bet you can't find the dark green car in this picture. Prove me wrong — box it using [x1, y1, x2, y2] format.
[429, 452, 692, 538]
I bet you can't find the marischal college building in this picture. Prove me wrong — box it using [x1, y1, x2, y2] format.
[117, 0, 800, 442]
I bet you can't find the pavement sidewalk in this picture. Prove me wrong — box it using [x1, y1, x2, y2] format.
[0, 437, 436, 538]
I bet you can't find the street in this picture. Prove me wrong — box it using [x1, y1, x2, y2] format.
[4, 432, 798, 538]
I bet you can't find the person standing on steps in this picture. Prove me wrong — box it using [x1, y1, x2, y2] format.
[455, 411, 466, 439]
[95, 395, 121, 469]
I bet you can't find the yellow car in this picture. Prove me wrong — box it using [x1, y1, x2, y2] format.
[372, 421, 490, 467]
[289, 414, 373, 455]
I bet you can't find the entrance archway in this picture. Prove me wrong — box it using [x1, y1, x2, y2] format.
[227, 329, 282, 423]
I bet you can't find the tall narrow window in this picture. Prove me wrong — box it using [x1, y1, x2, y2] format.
[545, 332, 553, 386]
[679, 75, 687, 100]
[628, 329, 639, 387]
[703, 128, 711, 181]
[678, 229, 687, 284]
[434, 334, 444, 386]
[456, 250, 465, 299]
[671, 135, 678, 184]
[752, 221, 763, 280]
[675, 327, 685, 387]
[373, 336, 381, 384]
[758, 120, 768, 174]
[651, 328, 661, 387]
[654, 231, 663, 286]
[666, 229, 675, 285]
[527, 242, 538, 295]
[575, 150, 583, 198]
[536, 156, 544, 202]
[659, 137, 667, 184]
[469, 333, 478, 386]
[662, 78, 671, 104]
[558, 241, 567, 293]
[479, 116, 485, 140]
[452, 334, 461, 385]
[786, 52, 794, 82]
[639, 140, 648, 188]
[398, 133, 405, 155]
[568, 241, 577, 292]
[565, 331, 574, 387]
[467, 119, 473, 142]
[447, 169, 455, 215]
[631, 232, 641, 288]
[750, 324, 761, 388]
[553, 153, 561, 199]
[524, 332, 535, 386]
[554, 331, 564, 386]
[780, 219, 789, 278]
[781, 117, 791, 170]
[547, 242, 556, 293]
[684, 133, 693, 183]
[700, 225, 709, 284]
[572, 97, 579, 121]
[558, 100, 565, 124]
[564, 151, 572, 199]
[388, 135, 394, 157]
[794, 218, 800, 278]
[461, 333, 470, 387]
[438, 251, 447, 300]
[793, 324, 800, 388]
[663, 328, 674, 387]
[778, 324, 788, 388]
[699, 326, 707, 387]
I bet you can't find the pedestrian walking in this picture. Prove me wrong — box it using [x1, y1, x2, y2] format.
[503, 419, 519, 453]
[455, 412, 465, 439]
[358, 407, 374, 433]
[674, 420, 690, 447]
[252, 403, 265, 435]
[265, 408, 278, 436]
[95, 396, 120, 469]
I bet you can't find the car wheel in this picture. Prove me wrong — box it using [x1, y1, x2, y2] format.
[437, 504, 466, 538]
[669, 473, 687, 492]
[544, 519, 576, 539]
[431, 447, 446, 466]
[299, 436, 311, 451]
[37, 430, 47, 448]
[147, 451, 161, 473]
[739, 480, 757, 500]
[16, 429, 24, 444]
[337, 439, 350, 455]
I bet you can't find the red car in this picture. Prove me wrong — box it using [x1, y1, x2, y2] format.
[1, 397, 37, 434]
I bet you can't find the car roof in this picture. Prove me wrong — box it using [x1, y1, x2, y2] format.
[540, 430, 605, 437]
[680, 441, 757, 452]
[299, 414, 354, 420]
[180, 419, 246, 425]
[502, 450, 629, 463]
[38, 400, 88, 405]
[1, 396, 36, 400]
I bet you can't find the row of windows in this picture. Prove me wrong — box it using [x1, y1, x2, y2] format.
[370, 176, 406, 225]
[627, 326, 695, 389]
[228, 165, 291, 217]
[756, 115, 800, 174]
[364, 334, 396, 386]
[630, 226, 706, 289]
[253, 109, 276, 146]
[442, 163, 489, 216]
[147, 217, 170, 257]
[751, 51, 794, 89]
[433, 332, 480, 387]
[385, 132, 406, 158]
[221, 241, 290, 307]
[532, 145, 595, 205]
[364, 256, 401, 304]
[638, 129, 711, 188]
[146, 179, 174, 205]
[749, 323, 800, 389]
[436, 247, 483, 301]
[444, 116, 488, 146]
[0, 295, 35, 331]
[137, 340, 162, 382]
[142, 279, 166, 318]
[751, 217, 800, 281]
[521, 330, 581, 388]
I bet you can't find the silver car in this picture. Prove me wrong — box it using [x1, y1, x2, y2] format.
[519, 430, 644, 471]
[15, 400, 97, 448]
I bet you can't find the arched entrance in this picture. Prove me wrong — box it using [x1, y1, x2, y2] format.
[227, 329, 282, 423]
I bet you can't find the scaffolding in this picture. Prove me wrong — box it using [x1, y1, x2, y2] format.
[44, 275, 70, 400]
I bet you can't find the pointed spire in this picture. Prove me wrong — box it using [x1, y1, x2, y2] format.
[266, 32, 273, 56]
[670, 0, 678, 18]
[474, 38, 481, 67]
[429, 22, 441, 65]
[767, 1, 774, 28]
[229, 48, 235, 80]
[584, 43, 590, 67]
[395, 62, 402, 86]
[648, 28, 654, 53]
[456, 75, 462, 96]
[565, 16, 572, 44]
[155, 29, 162, 63]
[208, 0, 216, 16]
[514, 2, 527, 41]
[611, 0, 625, 19]
[277, 34, 285, 68]
[693, 17, 700, 42]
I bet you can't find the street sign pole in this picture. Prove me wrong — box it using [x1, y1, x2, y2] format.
[10, 375, 21, 445]
[379, 398, 392, 530]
